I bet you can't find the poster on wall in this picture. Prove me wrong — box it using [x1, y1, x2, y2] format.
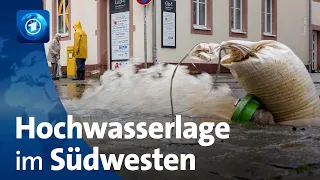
[110, 0, 130, 69]
[161, 0, 176, 48]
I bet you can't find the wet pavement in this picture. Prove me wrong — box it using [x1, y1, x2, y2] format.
[54, 79, 99, 100]
[54, 74, 320, 101]
[54, 75, 320, 180]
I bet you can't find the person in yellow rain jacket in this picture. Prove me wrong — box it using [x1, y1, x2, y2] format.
[72, 20, 88, 80]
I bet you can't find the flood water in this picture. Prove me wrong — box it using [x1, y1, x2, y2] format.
[61, 64, 238, 121]
[54, 65, 320, 179]
[56, 84, 88, 100]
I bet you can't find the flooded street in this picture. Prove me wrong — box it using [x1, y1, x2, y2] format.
[55, 80, 94, 100]
[54, 68, 320, 180]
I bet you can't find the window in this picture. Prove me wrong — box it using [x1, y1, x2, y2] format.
[57, 0, 70, 36]
[52, 0, 71, 41]
[193, 0, 207, 28]
[191, 0, 212, 35]
[231, 0, 242, 31]
[264, 0, 272, 34]
[262, 0, 277, 39]
[229, 0, 247, 38]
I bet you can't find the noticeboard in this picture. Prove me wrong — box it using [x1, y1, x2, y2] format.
[109, 0, 130, 69]
[161, 0, 176, 48]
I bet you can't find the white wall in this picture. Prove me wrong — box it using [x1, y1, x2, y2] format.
[312, 1, 320, 26]
[44, 0, 98, 66]
[44, 0, 315, 68]
[131, 0, 310, 64]
[277, 0, 309, 64]
[155, 0, 223, 64]
[132, 1, 154, 63]
[156, 0, 264, 64]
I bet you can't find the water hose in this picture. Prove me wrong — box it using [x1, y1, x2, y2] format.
[169, 43, 257, 119]
[168, 43, 273, 143]
[169, 44, 224, 122]
[168, 44, 226, 144]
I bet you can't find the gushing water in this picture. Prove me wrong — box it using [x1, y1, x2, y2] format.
[63, 64, 236, 120]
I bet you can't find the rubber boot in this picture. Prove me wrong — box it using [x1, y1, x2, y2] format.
[80, 70, 85, 80]
[72, 70, 80, 80]
[82, 70, 86, 80]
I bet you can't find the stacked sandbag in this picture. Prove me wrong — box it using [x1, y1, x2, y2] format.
[220, 40, 320, 122]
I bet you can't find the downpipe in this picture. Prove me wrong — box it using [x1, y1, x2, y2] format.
[309, 0, 312, 73]
[152, 0, 157, 65]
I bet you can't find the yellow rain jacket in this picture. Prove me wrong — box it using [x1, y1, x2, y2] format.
[73, 21, 88, 58]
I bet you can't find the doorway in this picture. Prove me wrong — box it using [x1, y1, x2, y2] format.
[312, 31, 318, 71]
[97, 0, 108, 73]
[97, 0, 133, 72]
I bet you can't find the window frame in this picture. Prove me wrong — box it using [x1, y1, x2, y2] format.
[231, 0, 243, 32]
[57, 0, 69, 37]
[264, 0, 272, 34]
[229, 0, 247, 38]
[190, 0, 212, 35]
[193, 0, 207, 29]
[261, 0, 277, 40]
[52, 0, 71, 41]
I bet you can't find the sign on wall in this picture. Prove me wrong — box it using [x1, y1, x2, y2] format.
[161, 0, 176, 48]
[111, 61, 131, 69]
[110, 0, 130, 69]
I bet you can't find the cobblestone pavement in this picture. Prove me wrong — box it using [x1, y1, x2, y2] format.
[54, 75, 320, 180]
[80, 114, 320, 180]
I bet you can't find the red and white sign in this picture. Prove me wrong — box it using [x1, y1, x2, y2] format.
[137, 0, 152, 5]
[111, 61, 131, 69]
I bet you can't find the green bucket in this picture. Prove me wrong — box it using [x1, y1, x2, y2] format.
[231, 94, 261, 123]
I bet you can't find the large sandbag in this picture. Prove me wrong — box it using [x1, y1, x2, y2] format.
[220, 40, 320, 122]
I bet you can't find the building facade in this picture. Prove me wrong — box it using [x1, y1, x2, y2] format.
[43, 0, 320, 74]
